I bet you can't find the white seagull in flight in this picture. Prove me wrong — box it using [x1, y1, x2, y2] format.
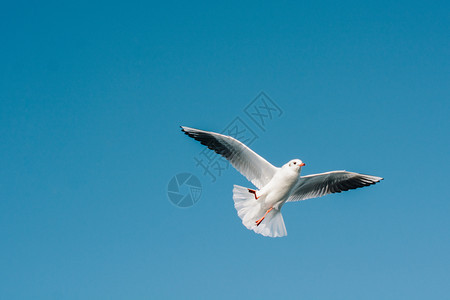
[181, 126, 383, 238]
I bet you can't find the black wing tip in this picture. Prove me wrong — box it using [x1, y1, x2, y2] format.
[333, 175, 383, 194]
[180, 126, 213, 145]
[180, 126, 194, 137]
[365, 176, 383, 186]
[180, 126, 201, 133]
[372, 177, 384, 184]
[362, 174, 384, 183]
[360, 178, 382, 190]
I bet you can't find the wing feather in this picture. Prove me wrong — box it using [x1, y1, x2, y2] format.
[181, 126, 278, 189]
[287, 171, 383, 202]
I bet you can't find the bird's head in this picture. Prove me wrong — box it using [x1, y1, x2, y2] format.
[285, 159, 305, 173]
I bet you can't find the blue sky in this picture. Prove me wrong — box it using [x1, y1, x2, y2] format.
[1, 0, 449, 299]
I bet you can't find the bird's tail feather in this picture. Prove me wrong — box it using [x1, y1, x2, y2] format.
[233, 185, 287, 238]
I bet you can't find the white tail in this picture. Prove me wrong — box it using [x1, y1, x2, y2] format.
[233, 185, 287, 237]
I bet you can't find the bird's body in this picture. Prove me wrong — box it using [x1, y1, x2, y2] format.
[256, 162, 301, 210]
[181, 126, 383, 238]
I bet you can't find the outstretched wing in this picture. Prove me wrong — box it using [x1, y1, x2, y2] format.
[181, 126, 278, 189]
[287, 171, 383, 202]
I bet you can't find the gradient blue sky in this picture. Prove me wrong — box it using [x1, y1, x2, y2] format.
[1, 1, 449, 299]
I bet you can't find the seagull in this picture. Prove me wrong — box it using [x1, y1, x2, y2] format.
[181, 126, 383, 238]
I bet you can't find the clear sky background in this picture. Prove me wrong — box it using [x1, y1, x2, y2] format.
[1, 1, 449, 299]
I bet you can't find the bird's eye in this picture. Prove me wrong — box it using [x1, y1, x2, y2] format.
[293, 162, 296, 164]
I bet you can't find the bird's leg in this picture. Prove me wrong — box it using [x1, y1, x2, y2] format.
[255, 207, 273, 226]
[248, 189, 259, 199]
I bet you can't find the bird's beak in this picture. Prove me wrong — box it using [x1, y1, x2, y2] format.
[300, 163, 306, 167]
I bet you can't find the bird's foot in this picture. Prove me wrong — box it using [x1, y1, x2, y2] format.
[255, 216, 265, 226]
[248, 189, 259, 199]
[255, 207, 273, 226]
